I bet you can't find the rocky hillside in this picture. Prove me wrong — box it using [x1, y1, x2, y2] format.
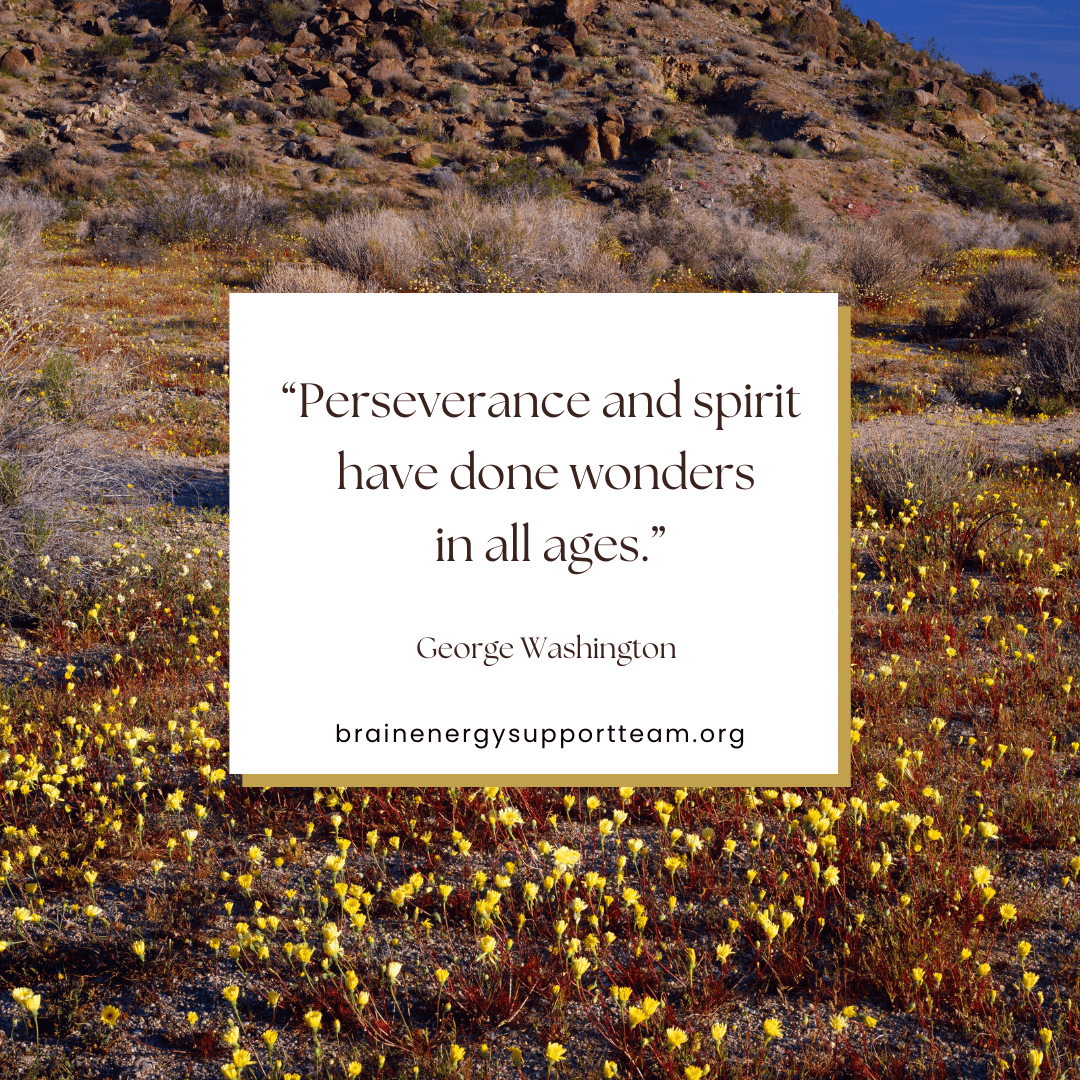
[0, 0, 1077, 237]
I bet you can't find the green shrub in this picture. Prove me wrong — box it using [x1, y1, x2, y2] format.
[331, 144, 362, 169]
[207, 119, 235, 138]
[355, 114, 393, 138]
[85, 34, 134, 59]
[923, 156, 1015, 213]
[265, 0, 301, 37]
[847, 29, 882, 66]
[8, 145, 53, 176]
[139, 64, 181, 107]
[730, 173, 799, 231]
[165, 15, 200, 45]
[304, 95, 338, 120]
[476, 157, 571, 199]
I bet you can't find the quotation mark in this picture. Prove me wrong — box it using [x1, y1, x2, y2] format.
[651, 526, 666, 538]
[282, 382, 296, 393]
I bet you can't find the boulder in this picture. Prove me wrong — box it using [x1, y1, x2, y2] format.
[560, 0, 595, 22]
[327, 67, 349, 88]
[367, 57, 405, 88]
[945, 118, 988, 144]
[937, 82, 966, 105]
[911, 89, 937, 108]
[951, 103, 980, 121]
[339, 0, 371, 17]
[598, 122, 620, 160]
[231, 36, 263, 55]
[167, 0, 193, 20]
[319, 86, 351, 104]
[1018, 82, 1043, 102]
[129, 135, 156, 153]
[973, 87, 997, 116]
[573, 121, 601, 164]
[134, 17, 152, 32]
[793, 8, 837, 53]
[406, 142, 431, 164]
[513, 64, 531, 86]
[1, 45, 31, 73]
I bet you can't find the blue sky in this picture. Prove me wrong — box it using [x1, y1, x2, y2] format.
[850, 1, 1078, 108]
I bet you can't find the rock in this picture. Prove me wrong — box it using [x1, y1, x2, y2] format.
[1018, 82, 1043, 102]
[763, 4, 785, 22]
[543, 34, 572, 53]
[0, 47, 31, 74]
[242, 109, 259, 123]
[327, 67, 348, 88]
[366, 56, 404, 90]
[291, 24, 317, 46]
[793, 8, 837, 53]
[566, 19, 589, 45]
[573, 121, 601, 164]
[406, 142, 430, 164]
[339, 0, 371, 18]
[598, 122, 620, 160]
[129, 135, 156, 153]
[937, 82, 966, 105]
[560, 0, 595, 22]
[911, 89, 937, 108]
[168, 0, 193, 22]
[909, 121, 940, 138]
[231, 36, 263, 55]
[945, 118, 988, 144]
[493, 11, 522, 27]
[245, 59, 275, 82]
[318, 86, 351, 104]
[0, 10, 14, 23]
[186, 102, 208, 126]
[973, 87, 997, 116]
[92, 14, 111, 33]
[1048, 139, 1069, 159]
[951, 103, 981, 121]
[134, 17, 152, 32]
[866, 19, 882, 33]
[513, 64, 532, 86]
[800, 57, 820, 76]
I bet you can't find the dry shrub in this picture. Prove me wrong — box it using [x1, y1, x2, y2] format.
[131, 177, 287, 246]
[1021, 288, 1080, 397]
[0, 216, 126, 577]
[306, 210, 422, 289]
[1028, 218, 1080, 264]
[935, 209, 1020, 252]
[855, 439, 986, 519]
[830, 223, 919, 306]
[257, 262, 364, 292]
[0, 183, 63, 244]
[615, 204, 822, 291]
[881, 210, 948, 263]
[956, 258, 1054, 334]
[44, 158, 110, 198]
[419, 192, 634, 292]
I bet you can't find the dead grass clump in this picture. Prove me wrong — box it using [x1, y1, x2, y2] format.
[257, 262, 363, 292]
[830, 223, 919, 306]
[855, 440, 986, 519]
[305, 210, 422, 289]
[1021, 288, 1080, 398]
[956, 258, 1054, 334]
